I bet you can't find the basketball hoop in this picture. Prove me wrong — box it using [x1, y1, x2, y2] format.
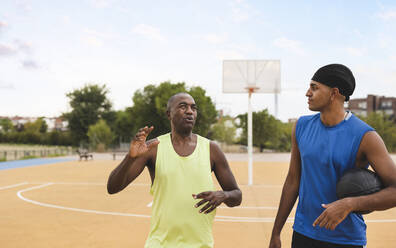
[223, 60, 281, 186]
[245, 87, 260, 95]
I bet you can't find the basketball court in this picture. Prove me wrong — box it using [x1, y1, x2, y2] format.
[1, 154, 396, 247]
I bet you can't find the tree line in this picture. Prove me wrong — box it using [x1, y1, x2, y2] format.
[1, 81, 396, 153]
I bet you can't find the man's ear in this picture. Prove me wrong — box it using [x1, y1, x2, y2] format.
[166, 110, 171, 120]
[331, 87, 340, 100]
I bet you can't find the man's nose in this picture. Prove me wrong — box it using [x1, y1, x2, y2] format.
[185, 105, 193, 114]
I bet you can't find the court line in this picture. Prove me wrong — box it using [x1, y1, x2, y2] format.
[0, 182, 28, 190]
[16, 183, 281, 222]
[218, 206, 278, 210]
[16, 182, 396, 223]
[239, 184, 282, 188]
[17, 183, 151, 218]
[28, 182, 149, 186]
[145, 200, 278, 210]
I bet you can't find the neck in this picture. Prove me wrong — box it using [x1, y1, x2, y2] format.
[171, 128, 193, 143]
[320, 106, 346, 126]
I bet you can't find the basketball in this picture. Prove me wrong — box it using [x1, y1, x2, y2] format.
[336, 167, 384, 214]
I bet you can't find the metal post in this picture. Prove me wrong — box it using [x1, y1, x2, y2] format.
[248, 90, 253, 186]
[274, 93, 279, 119]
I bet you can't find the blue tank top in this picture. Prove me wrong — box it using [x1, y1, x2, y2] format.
[293, 112, 374, 246]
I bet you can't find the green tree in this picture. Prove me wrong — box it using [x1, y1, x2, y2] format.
[237, 109, 285, 151]
[44, 131, 73, 146]
[113, 108, 136, 143]
[0, 118, 14, 133]
[87, 119, 115, 151]
[24, 118, 47, 133]
[129, 81, 217, 138]
[360, 112, 396, 152]
[39, 118, 48, 133]
[63, 84, 116, 145]
[211, 116, 237, 144]
[278, 121, 293, 152]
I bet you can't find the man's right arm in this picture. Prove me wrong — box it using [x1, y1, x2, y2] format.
[269, 122, 301, 248]
[107, 126, 159, 194]
[107, 153, 149, 194]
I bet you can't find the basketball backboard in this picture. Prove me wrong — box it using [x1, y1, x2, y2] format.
[222, 60, 281, 94]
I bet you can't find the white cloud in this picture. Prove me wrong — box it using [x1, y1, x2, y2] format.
[273, 37, 305, 55]
[0, 40, 34, 56]
[345, 47, 365, 57]
[229, 0, 259, 23]
[203, 33, 228, 44]
[16, 0, 32, 12]
[22, 59, 39, 69]
[377, 10, 396, 20]
[0, 43, 17, 56]
[0, 82, 15, 89]
[15, 40, 33, 53]
[132, 24, 166, 42]
[231, 6, 250, 22]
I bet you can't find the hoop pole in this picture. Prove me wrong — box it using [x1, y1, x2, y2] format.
[274, 93, 278, 118]
[248, 89, 253, 186]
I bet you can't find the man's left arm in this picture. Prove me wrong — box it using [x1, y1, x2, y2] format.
[193, 141, 242, 214]
[314, 131, 396, 230]
[350, 131, 396, 211]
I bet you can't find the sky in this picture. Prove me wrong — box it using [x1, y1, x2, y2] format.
[1, 0, 396, 122]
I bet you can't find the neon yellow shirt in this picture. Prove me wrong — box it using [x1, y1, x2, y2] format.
[145, 133, 215, 248]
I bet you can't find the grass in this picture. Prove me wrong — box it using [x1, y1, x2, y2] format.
[46, 153, 64, 158]
[0, 143, 73, 150]
[20, 155, 39, 160]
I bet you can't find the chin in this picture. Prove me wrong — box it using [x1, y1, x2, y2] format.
[308, 105, 319, 111]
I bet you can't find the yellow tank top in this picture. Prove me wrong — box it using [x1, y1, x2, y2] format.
[145, 133, 215, 248]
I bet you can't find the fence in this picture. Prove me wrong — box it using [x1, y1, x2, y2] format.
[0, 147, 74, 161]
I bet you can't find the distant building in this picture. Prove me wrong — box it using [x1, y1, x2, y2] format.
[9, 116, 37, 130]
[43, 117, 69, 131]
[346, 95, 396, 120]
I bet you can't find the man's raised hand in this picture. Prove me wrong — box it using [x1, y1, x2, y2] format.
[129, 126, 159, 158]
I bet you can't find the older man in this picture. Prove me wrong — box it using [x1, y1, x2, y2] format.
[107, 92, 242, 248]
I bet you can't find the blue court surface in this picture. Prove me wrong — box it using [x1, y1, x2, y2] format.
[0, 157, 76, 170]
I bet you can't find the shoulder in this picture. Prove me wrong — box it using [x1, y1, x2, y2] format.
[348, 114, 374, 130]
[296, 113, 319, 126]
[209, 140, 221, 151]
[295, 113, 319, 136]
[156, 133, 170, 142]
[192, 133, 223, 156]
